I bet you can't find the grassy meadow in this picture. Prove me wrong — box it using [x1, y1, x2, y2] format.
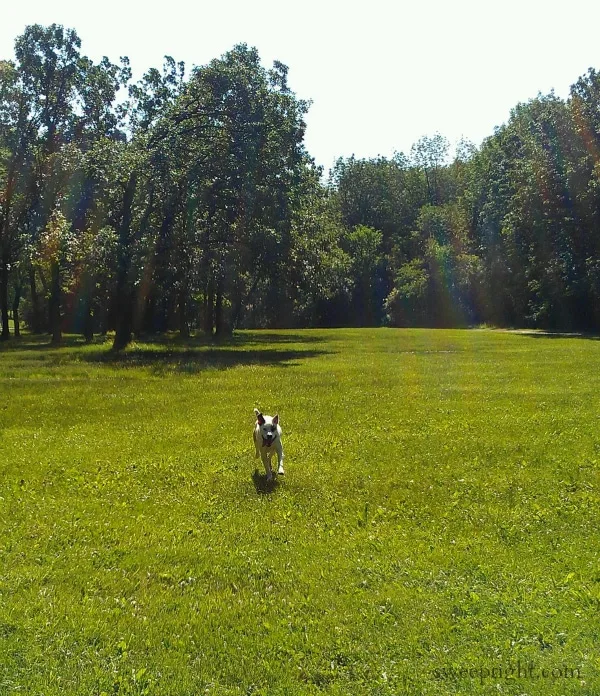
[0, 328, 599, 695]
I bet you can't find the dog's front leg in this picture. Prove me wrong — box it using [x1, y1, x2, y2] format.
[261, 451, 273, 482]
[275, 441, 284, 476]
[253, 430, 260, 459]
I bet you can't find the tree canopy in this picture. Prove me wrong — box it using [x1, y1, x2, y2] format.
[2, 24, 600, 346]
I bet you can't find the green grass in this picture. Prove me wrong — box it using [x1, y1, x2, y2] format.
[0, 328, 599, 695]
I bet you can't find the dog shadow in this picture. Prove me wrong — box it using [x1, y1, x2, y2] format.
[252, 469, 281, 495]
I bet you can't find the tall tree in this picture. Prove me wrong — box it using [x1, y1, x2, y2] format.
[0, 59, 36, 338]
[150, 45, 311, 336]
[110, 57, 183, 350]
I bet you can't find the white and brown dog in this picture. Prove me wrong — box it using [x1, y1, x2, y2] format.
[253, 408, 284, 481]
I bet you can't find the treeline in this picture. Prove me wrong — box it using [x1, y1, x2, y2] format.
[2, 25, 600, 349]
[331, 87, 600, 332]
[0, 24, 322, 348]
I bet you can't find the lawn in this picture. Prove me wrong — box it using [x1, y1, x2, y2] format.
[0, 328, 598, 695]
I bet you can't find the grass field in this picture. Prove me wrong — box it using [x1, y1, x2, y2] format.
[1, 328, 599, 695]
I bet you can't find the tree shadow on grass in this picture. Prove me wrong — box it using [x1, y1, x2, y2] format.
[0, 331, 332, 372]
[516, 330, 600, 341]
[83, 346, 330, 374]
[227, 331, 326, 346]
[0, 333, 97, 352]
[0, 330, 327, 352]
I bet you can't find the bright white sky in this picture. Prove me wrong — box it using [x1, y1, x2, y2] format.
[2, 0, 600, 174]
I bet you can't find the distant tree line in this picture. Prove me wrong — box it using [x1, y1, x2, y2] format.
[331, 88, 600, 332]
[2, 24, 600, 348]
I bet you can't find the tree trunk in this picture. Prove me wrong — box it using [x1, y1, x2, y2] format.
[29, 267, 44, 333]
[233, 275, 260, 330]
[83, 304, 94, 343]
[204, 278, 214, 335]
[214, 277, 232, 337]
[112, 172, 137, 351]
[230, 282, 244, 331]
[214, 283, 224, 337]
[12, 279, 22, 338]
[1, 163, 17, 341]
[49, 260, 62, 345]
[113, 290, 133, 351]
[0, 254, 9, 340]
[178, 285, 189, 338]
[81, 271, 94, 343]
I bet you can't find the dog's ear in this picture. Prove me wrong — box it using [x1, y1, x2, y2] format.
[272, 414, 279, 426]
[255, 410, 265, 425]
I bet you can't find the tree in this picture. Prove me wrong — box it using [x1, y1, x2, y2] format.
[283, 178, 351, 327]
[384, 258, 429, 326]
[330, 154, 425, 256]
[1, 24, 129, 342]
[0, 59, 36, 338]
[110, 57, 183, 350]
[342, 225, 383, 326]
[410, 133, 451, 205]
[5, 24, 600, 339]
[146, 45, 311, 337]
[34, 209, 74, 344]
[384, 202, 482, 327]
[467, 92, 597, 330]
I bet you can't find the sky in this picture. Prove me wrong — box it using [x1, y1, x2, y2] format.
[2, 0, 600, 174]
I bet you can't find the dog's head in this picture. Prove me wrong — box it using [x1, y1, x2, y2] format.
[254, 409, 279, 448]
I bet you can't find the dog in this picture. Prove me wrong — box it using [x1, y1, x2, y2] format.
[253, 408, 284, 482]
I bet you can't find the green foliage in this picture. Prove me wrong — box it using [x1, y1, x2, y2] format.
[467, 89, 600, 329]
[286, 189, 351, 325]
[410, 132, 451, 204]
[344, 225, 382, 266]
[3, 23, 600, 341]
[342, 225, 384, 325]
[384, 258, 429, 325]
[394, 257, 429, 298]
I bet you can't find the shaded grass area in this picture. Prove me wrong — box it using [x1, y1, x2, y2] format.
[0, 328, 599, 694]
[0, 331, 330, 376]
